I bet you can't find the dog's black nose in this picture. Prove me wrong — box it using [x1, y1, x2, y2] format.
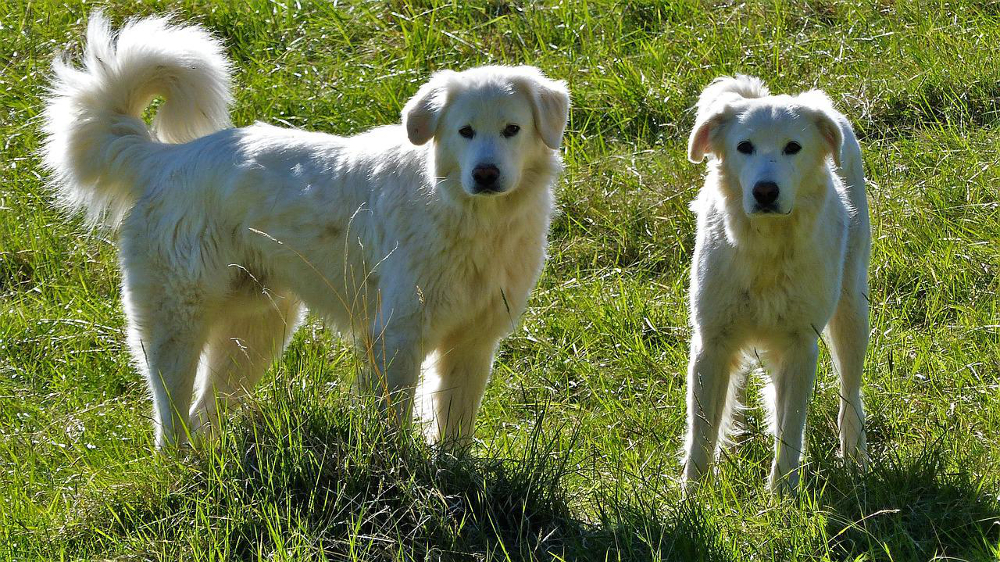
[753, 181, 779, 206]
[472, 164, 500, 188]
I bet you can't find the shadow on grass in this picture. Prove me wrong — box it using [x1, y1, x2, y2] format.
[813, 439, 1000, 561]
[55, 385, 731, 561]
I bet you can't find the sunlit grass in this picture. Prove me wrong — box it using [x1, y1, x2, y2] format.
[1, 0, 998, 559]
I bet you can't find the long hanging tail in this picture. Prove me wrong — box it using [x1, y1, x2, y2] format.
[42, 11, 233, 228]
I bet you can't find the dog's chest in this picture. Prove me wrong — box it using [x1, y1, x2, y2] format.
[728, 243, 839, 331]
[425, 216, 544, 327]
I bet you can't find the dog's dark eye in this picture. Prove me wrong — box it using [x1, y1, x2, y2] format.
[783, 141, 801, 155]
[459, 126, 475, 139]
[502, 124, 520, 138]
[737, 141, 754, 155]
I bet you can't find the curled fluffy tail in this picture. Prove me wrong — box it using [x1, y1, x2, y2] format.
[695, 74, 769, 121]
[42, 11, 232, 227]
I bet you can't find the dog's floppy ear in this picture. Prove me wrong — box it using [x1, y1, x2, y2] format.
[688, 103, 735, 163]
[797, 90, 844, 168]
[403, 70, 456, 146]
[513, 67, 570, 150]
[809, 108, 844, 168]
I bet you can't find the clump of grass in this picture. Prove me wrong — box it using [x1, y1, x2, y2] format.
[47, 383, 728, 560]
[817, 442, 1000, 560]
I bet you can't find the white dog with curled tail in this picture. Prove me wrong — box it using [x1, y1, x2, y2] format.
[683, 75, 870, 494]
[42, 12, 570, 450]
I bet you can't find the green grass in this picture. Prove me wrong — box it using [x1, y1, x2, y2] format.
[2, 0, 999, 559]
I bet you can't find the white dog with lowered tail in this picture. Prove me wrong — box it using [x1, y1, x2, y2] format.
[682, 76, 870, 493]
[42, 12, 569, 450]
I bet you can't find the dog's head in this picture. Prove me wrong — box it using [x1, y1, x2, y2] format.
[403, 65, 569, 197]
[688, 77, 843, 217]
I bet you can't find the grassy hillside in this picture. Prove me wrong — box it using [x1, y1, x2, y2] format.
[2, 0, 998, 559]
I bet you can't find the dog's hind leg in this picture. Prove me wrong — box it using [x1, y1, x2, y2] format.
[357, 304, 423, 429]
[826, 291, 869, 467]
[122, 276, 210, 450]
[768, 337, 820, 494]
[718, 367, 751, 455]
[682, 334, 738, 490]
[188, 293, 303, 439]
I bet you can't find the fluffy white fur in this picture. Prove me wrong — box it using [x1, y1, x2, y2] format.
[683, 75, 870, 493]
[43, 12, 570, 449]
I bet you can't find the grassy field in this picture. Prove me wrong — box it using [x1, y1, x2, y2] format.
[2, 0, 999, 559]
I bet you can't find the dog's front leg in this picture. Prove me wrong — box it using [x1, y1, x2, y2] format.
[682, 334, 735, 491]
[424, 337, 498, 448]
[359, 314, 423, 429]
[768, 336, 820, 494]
